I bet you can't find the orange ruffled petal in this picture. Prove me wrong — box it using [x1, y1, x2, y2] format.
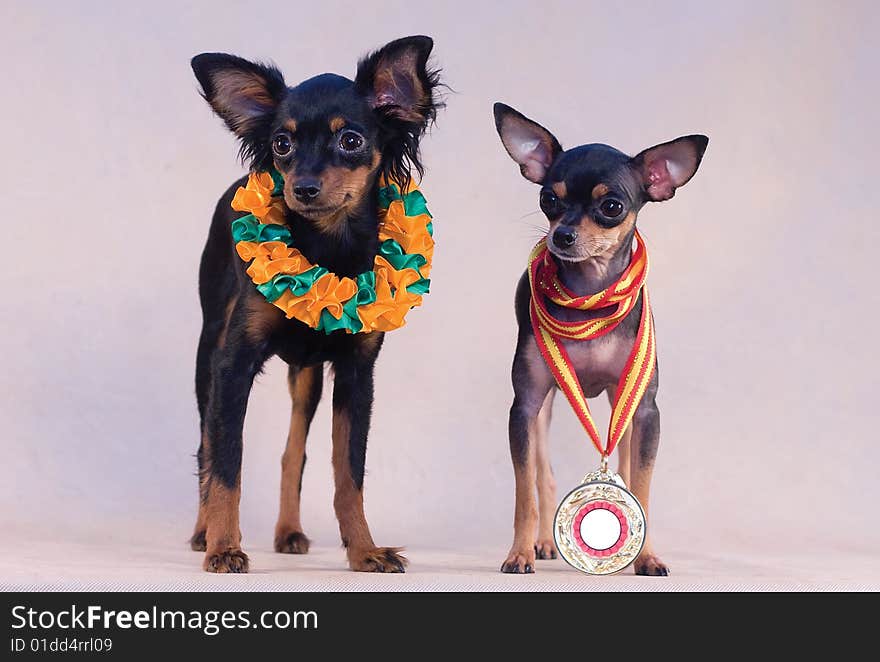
[373, 256, 422, 291]
[378, 200, 434, 254]
[357, 277, 398, 331]
[236, 242, 315, 285]
[236, 240, 291, 262]
[247, 252, 313, 284]
[275, 288, 321, 325]
[231, 172, 278, 220]
[273, 273, 358, 326]
[312, 274, 358, 320]
[261, 199, 288, 225]
[235, 240, 262, 261]
[356, 259, 425, 332]
[367, 290, 423, 331]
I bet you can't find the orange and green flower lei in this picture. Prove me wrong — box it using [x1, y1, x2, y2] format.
[231, 170, 433, 334]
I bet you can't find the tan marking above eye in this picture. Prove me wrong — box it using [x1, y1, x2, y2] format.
[552, 181, 567, 198]
[329, 116, 346, 133]
[592, 183, 610, 199]
[284, 119, 298, 133]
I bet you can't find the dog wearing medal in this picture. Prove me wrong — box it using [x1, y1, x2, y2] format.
[188, 37, 442, 573]
[493, 103, 707, 575]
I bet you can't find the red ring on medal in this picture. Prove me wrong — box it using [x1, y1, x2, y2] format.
[572, 501, 629, 557]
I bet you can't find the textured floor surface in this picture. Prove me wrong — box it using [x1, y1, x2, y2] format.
[3, 537, 877, 592]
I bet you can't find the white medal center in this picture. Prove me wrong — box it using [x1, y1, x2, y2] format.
[579, 508, 622, 551]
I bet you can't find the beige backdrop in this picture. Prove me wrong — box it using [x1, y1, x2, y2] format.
[2, 0, 879, 580]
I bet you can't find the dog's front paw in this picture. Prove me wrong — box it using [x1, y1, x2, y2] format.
[634, 552, 670, 576]
[348, 547, 407, 573]
[535, 539, 557, 560]
[501, 548, 536, 574]
[189, 530, 207, 552]
[203, 549, 250, 574]
[275, 531, 311, 554]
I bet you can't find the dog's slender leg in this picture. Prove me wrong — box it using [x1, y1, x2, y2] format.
[628, 386, 669, 576]
[191, 297, 237, 552]
[534, 388, 557, 560]
[191, 430, 209, 551]
[201, 321, 268, 574]
[274, 364, 323, 554]
[502, 335, 554, 573]
[190, 434, 209, 552]
[606, 389, 632, 486]
[331, 348, 405, 573]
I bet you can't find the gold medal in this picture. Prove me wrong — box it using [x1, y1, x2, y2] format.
[553, 459, 646, 575]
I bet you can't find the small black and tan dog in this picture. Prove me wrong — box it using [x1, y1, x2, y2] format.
[188, 36, 442, 573]
[493, 103, 707, 575]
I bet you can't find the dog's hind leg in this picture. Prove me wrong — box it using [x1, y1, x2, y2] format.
[274, 364, 323, 554]
[534, 388, 557, 560]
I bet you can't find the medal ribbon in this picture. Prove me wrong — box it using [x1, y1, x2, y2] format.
[528, 230, 656, 458]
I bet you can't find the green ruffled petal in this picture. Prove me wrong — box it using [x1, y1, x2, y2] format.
[355, 271, 378, 306]
[257, 266, 328, 302]
[377, 183, 432, 219]
[406, 278, 431, 295]
[401, 189, 431, 218]
[317, 299, 363, 334]
[377, 184, 398, 210]
[231, 214, 258, 242]
[269, 169, 285, 196]
[231, 215, 292, 244]
[315, 271, 380, 334]
[378, 239, 427, 271]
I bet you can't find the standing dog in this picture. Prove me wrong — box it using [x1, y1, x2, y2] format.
[189, 37, 442, 573]
[493, 103, 707, 575]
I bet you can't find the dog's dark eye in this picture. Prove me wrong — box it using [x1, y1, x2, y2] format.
[272, 134, 292, 157]
[339, 131, 365, 152]
[539, 190, 559, 215]
[600, 199, 624, 218]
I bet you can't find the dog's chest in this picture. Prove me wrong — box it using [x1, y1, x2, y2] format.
[540, 294, 643, 397]
[557, 333, 635, 398]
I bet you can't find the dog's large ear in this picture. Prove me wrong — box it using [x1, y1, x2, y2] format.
[632, 135, 708, 202]
[493, 103, 562, 184]
[355, 36, 442, 189]
[355, 36, 440, 128]
[191, 53, 286, 147]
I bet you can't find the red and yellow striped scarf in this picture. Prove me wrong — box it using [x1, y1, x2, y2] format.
[528, 231, 656, 458]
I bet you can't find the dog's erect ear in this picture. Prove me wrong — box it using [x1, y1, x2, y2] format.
[191, 53, 286, 140]
[632, 135, 708, 202]
[354, 36, 442, 190]
[493, 103, 562, 184]
[355, 36, 440, 127]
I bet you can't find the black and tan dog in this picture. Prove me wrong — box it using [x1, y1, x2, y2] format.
[188, 37, 442, 573]
[493, 103, 707, 575]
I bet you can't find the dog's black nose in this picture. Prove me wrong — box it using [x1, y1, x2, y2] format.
[293, 179, 322, 203]
[553, 227, 578, 248]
